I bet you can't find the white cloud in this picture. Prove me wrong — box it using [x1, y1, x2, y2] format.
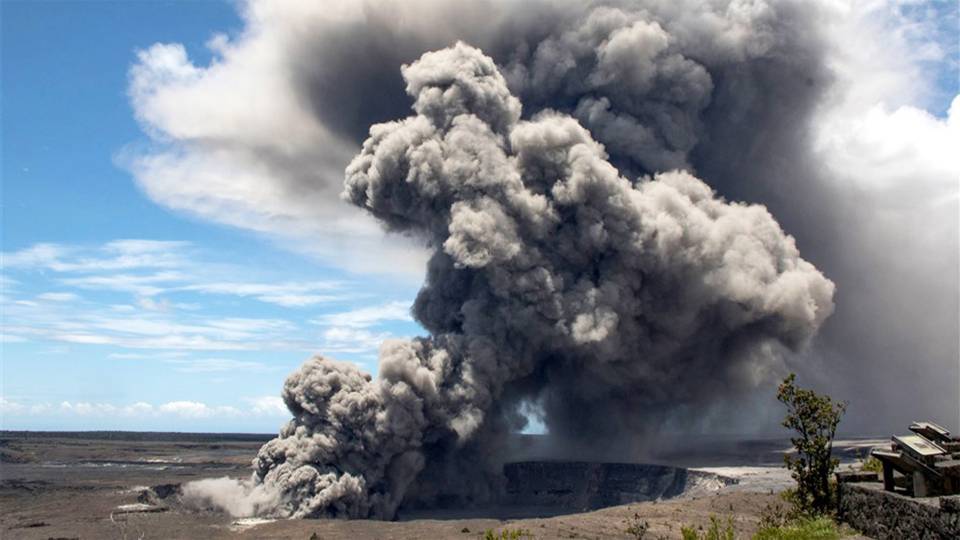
[313, 301, 413, 328]
[28, 403, 53, 415]
[0, 397, 26, 414]
[203, 317, 297, 335]
[820, 1, 949, 106]
[0, 274, 19, 290]
[182, 281, 339, 296]
[3, 398, 276, 420]
[1, 275, 316, 352]
[126, 402, 156, 415]
[123, 5, 428, 278]
[36, 292, 81, 302]
[307, 301, 415, 354]
[55, 332, 249, 351]
[2, 243, 70, 269]
[319, 326, 392, 354]
[62, 271, 186, 296]
[0, 333, 27, 343]
[158, 400, 241, 418]
[50, 400, 239, 418]
[1, 398, 55, 416]
[165, 357, 272, 373]
[811, 2, 959, 267]
[54, 333, 113, 345]
[300, 301, 417, 355]
[137, 296, 171, 311]
[246, 396, 289, 417]
[182, 280, 347, 307]
[108, 351, 190, 360]
[815, 97, 959, 198]
[77, 315, 292, 340]
[1, 240, 188, 273]
[31, 399, 243, 419]
[0, 238, 386, 354]
[60, 401, 118, 415]
[255, 294, 339, 307]
[3, 241, 344, 307]
[815, 2, 959, 202]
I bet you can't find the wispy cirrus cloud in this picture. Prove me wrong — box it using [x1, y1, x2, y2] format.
[164, 357, 275, 373]
[3, 240, 351, 307]
[62, 271, 187, 296]
[308, 301, 416, 357]
[0, 274, 19, 290]
[2, 239, 422, 366]
[108, 351, 190, 360]
[1, 238, 421, 420]
[1, 241, 319, 352]
[35, 292, 81, 302]
[107, 352, 279, 376]
[318, 326, 392, 354]
[2, 240, 189, 272]
[181, 280, 346, 307]
[312, 300, 412, 328]
[5, 306, 308, 351]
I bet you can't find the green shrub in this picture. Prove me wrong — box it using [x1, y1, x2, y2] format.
[679, 516, 734, 540]
[753, 516, 843, 540]
[758, 498, 791, 530]
[860, 455, 882, 474]
[483, 528, 531, 540]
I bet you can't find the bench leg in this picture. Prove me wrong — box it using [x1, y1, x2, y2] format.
[882, 462, 895, 491]
[913, 470, 929, 497]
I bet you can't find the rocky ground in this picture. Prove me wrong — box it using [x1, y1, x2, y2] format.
[0, 432, 876, 539]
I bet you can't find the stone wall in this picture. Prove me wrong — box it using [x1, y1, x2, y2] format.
[838, 481, 960, 539]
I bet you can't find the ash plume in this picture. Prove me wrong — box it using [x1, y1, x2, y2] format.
[242, 42, 833, 519]
[151, 0, 959, 521]
[129, 0, 960, 433]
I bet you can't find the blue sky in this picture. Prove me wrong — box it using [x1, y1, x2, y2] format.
[1, 0, 957, 434]
[1, 0, 422, 432]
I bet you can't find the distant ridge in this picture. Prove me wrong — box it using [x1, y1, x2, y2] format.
[0, 430, 274, 442]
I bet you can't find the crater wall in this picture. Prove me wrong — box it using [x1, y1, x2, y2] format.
[502, 461, 733, 511]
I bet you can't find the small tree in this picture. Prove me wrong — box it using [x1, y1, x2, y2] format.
[777, 373, 847, 515]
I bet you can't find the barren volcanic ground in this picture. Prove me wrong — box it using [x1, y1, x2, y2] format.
[0, 432, 876, 539]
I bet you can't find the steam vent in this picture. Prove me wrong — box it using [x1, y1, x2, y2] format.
[502, 461, 734, 511]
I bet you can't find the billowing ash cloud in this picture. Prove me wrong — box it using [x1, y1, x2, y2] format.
[129, 0, 958, 435]
[238, 43, 834, 519]
[138, 0, 958, 520]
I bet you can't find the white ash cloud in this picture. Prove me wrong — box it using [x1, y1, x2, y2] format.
[233, 43, 834, 519]
[181, 477, 284, 517]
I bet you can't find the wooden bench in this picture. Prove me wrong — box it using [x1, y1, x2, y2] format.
[872, 430, 959, 497]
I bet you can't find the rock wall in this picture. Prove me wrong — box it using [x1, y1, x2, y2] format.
[502, 461, 731, 511]
[838, 481, 960, 539]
